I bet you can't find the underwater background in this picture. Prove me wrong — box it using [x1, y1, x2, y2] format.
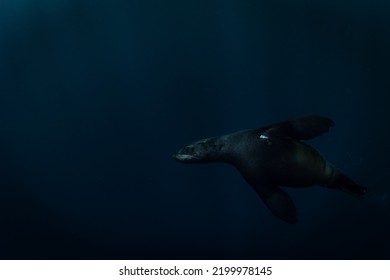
[0, 0, 389, 259]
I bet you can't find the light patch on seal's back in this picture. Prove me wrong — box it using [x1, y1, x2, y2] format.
[259, 133, 272, 145]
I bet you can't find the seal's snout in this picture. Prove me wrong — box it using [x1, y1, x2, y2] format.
[173, 153, 197, 162]
[172, 153, 181, 161]
[172, 145, 199, 163]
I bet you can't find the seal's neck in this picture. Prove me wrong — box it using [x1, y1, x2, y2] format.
[204, 131, 246, 164]
[194, 136, 226, 163]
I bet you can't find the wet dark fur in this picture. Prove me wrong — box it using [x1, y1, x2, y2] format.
[173, 116, 366, 223]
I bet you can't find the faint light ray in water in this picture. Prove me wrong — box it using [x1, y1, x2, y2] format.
[372, 167, 390, 186]
[346, 150, 364, 166]
[380, 192, 388, 208]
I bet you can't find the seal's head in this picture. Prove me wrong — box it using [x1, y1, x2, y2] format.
[173, 137, 222, 163]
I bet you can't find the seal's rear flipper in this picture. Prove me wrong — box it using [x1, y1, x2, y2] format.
[262, 115, 335, 140]
[253, 186, 298, 224]
[328, 173, 367, 196]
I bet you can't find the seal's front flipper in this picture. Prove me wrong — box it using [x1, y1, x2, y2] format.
[263, 115, 335, 140]
[253, 186, 298, 224]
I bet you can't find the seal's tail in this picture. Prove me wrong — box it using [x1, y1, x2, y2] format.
[332, 172, 367, 196]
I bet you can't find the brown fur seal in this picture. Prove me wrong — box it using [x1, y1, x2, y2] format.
[173, 116, 366, 224]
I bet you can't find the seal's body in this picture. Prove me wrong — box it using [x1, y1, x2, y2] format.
[173, 116, 366, 224]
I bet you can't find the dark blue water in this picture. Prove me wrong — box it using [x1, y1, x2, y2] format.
[0, 0, 389, 259]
